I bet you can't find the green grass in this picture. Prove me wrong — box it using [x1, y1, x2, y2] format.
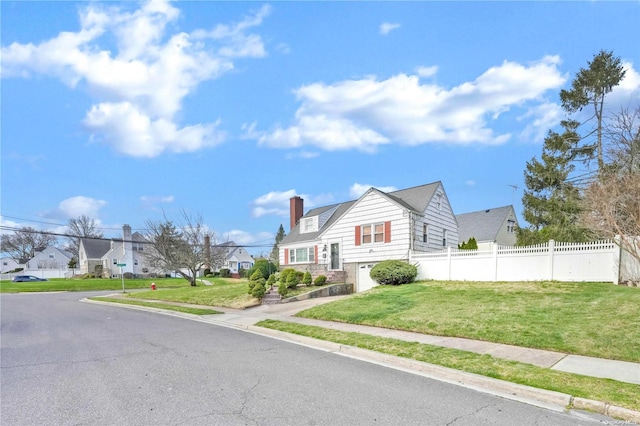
[296, 281, 640, 362]
[0, 277, 192, 293]
[257, 319, 640, 412]
[90, 297, 222, 315]
[128, 278, 260, 309]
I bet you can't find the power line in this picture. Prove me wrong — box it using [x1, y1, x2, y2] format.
[0, 225, 272, 248]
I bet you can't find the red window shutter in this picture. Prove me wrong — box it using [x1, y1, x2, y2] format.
[384, 221, 391, 243]
[314, 245, 318, 264]
[284, 249, 289, 265]
[355, 226, 361, 246]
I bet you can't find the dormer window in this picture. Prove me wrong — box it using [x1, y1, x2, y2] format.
[300, 216, 318, 234]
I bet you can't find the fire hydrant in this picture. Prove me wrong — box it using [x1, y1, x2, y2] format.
[151, 282, 156, 290]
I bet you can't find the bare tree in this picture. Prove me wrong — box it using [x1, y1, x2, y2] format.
[66, 215, 104, 260]
[0, 227, 58, 260]
[580, 171, 640, 264]
[605, 106, 640, 174]
[142, 211, 219, 286]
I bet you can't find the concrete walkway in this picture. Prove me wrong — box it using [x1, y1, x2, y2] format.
[209, 296, 640, 385]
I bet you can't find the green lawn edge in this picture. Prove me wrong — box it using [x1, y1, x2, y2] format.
[90, 297, 222, 315]
[256, 319, 640, 412]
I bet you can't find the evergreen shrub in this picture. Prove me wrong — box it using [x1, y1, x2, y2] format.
[370, 260, 417, 285]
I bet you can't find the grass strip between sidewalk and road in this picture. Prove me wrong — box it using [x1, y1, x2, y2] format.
[90, 297, 222, 315]
[257, 319, 640, 412]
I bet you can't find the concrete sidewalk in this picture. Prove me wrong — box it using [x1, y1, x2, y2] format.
[210, 296, 640, 385]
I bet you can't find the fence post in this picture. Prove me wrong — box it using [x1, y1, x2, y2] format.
[548, 240, 555, 281]
[493, 244, 498, 281]
[613, 236, 621, 285]
[447, 247, 452, 280]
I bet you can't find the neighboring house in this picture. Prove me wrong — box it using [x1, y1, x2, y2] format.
[24, 246, 73, 271]
[78, 225, 163, 278]
[2, 247, 73, 279]
[214, 242, 254, 278]
[279, 181, 458, 292]
[1, 256, 24, 273]
[456, 205, 519, 250]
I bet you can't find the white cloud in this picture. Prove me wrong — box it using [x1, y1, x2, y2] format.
[465, 180, 476, 187]
[256, 56, 570, 152]
[518, 102, 564, 143]
[223, 229, 273, 247]
[379, 22, 400, 35]
[1, 1, 270, 158]
[607, 61, 640, 110]
[251, 190, 335, 218]
[140, 195, 174, 203]
[58, 196, 107, 218]
[349, 183, 397, 199]
[416, 65, 438, 78]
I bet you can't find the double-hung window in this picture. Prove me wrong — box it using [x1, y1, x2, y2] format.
[359, 222, 386, 245]
[289, 247, 315, 264]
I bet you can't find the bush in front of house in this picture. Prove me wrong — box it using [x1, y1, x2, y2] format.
[220, 268, 231, 278]
[279, 268, 295, 284]
[286, 270, 300, 289]
[267, 273, 276, 287]
[246, 259, 277, 280]
[277, 278, 289, 297]
[248, 270, 266, 300]
[302, 271, 312, 285]
[370, 260, 417, 285]
[314, 275, 327, 286]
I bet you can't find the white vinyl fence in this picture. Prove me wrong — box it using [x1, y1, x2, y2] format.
[411, 239, 638, 284]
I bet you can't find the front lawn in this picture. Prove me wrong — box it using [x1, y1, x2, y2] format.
[128, 278, 259, 309]
[0, 277, 191, 293]
[296, 281, 640, 363]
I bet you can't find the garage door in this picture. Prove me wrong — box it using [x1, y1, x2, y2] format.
[357, 263, 378, 292]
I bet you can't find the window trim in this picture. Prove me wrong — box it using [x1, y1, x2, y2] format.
[355, 220, 391, 246]
[288, 246, 316, 264]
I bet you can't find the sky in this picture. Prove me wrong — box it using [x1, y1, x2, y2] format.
[1, 1, 639, 255]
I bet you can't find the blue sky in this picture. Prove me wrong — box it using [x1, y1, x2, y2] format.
[2, 1, 639, 254]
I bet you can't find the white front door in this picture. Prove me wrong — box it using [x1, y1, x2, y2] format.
[358, 263, 378, 292]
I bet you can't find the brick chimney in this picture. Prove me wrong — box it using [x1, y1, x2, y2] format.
[290, 196, 304, 230]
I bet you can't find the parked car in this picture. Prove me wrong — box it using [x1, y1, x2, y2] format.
[12, 275, 48, 282]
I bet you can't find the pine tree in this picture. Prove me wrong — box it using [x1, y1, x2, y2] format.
[518, 120, 592, 245]
[560, 50, 626, 170]
[269, 224, 286, 266]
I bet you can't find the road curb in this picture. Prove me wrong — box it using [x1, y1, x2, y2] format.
[251, 325, 640, 424]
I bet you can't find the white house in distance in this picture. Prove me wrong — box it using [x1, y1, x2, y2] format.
[1, 257, 24, 274]
[1, 247, 73, 280]
[279, 181, 458, 292]
[214, 242, 254, 278]
[456, 205, 519, 250]
[78, 225, 163, 278]
[24, 246, 74, 277]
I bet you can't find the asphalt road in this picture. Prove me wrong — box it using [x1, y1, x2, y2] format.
[1, 292, 614, 425]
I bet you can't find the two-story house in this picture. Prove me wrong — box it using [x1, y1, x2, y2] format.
[279, 181, 458, 292]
